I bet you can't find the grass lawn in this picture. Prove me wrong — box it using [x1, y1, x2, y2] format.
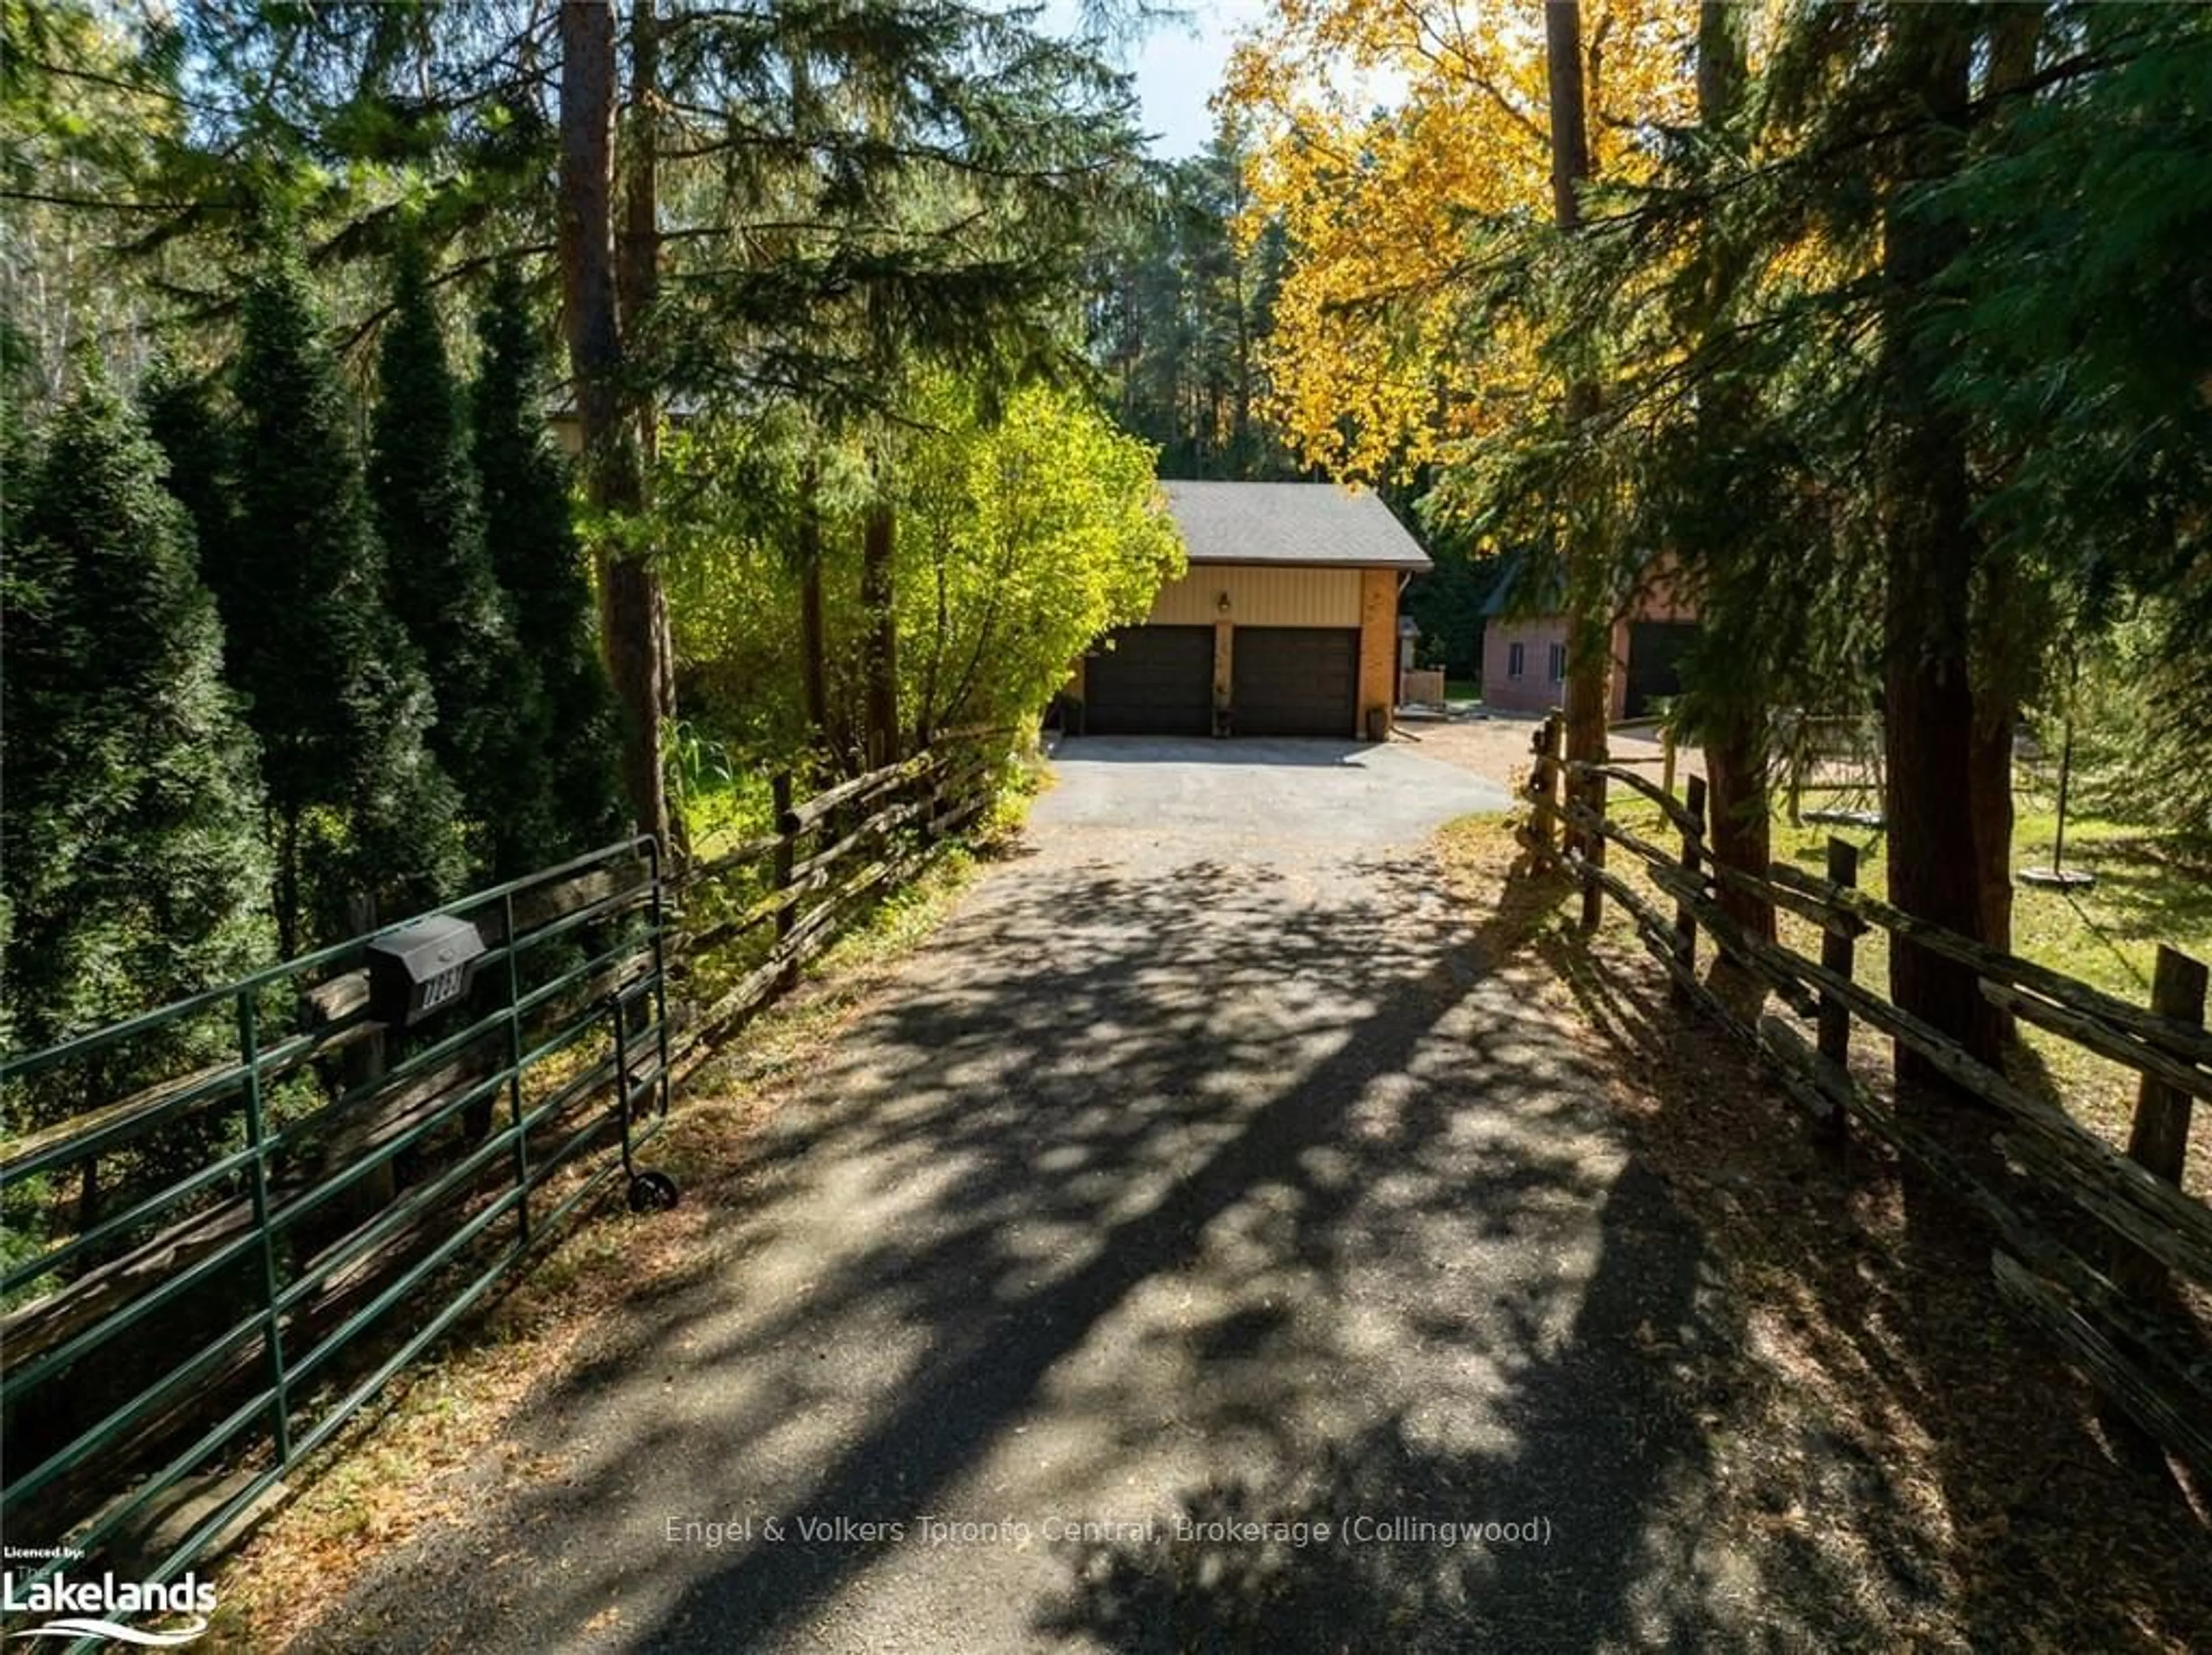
[1445, 677, 1480, 702]
[1600, 785, 2212, 1191]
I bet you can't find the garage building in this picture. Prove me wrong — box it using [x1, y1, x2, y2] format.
[1073, 481, 1431, 740]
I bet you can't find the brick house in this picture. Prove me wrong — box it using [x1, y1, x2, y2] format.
[1480, 557, 1699, 721]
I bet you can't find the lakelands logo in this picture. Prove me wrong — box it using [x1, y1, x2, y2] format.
[1, 1572, 215, 1646]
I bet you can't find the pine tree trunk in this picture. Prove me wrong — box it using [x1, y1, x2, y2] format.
[1561, 527, 1612, 853]
[797, 460, 831, 753]
[861, 498, 900, 768]
[1696, 1, 1774, 943]
[558, 0, 669, 852]
[1546, 2, 1609, 849]
[1696, 0, 1736, 119]
[624, 0, 681, 857]
[1231, 257, 1252, 473]
[917, 533, 950, 751]
[1706, 706, 1777, 941]
[1880, 5, 1997, 1084]
[1544, 2, 1589, 234]
[1965, 2, 2043, 1029]
[620, 1, 660, 403]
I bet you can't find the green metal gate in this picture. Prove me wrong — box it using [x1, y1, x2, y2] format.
[0, 838, 676, 1625]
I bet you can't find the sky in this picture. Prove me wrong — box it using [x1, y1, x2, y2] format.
[1042, 0, 1277, 158]
[1121, 0, 1277, 157]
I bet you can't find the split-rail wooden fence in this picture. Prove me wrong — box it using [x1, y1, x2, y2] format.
[1521, 713, 2212, 1479]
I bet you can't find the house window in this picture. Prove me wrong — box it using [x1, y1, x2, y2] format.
[1548, 642, 1567, 683]
[1506, 641, 1526, 680]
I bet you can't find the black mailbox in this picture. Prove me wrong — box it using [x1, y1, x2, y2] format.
[365, 915, 486, 1027]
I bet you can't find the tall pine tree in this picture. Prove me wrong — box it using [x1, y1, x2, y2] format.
[142, 357, 238, 639]
[370, 238, 551, 878]
[223, 240, 465, 950]
[1, 366, 275, 1126]
[471, 266, 624, 858]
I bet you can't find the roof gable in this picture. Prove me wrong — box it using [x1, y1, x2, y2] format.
[1162, 481, 1432, 571]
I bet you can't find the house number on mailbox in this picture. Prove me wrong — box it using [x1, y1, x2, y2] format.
[419, 964, 465, 1013]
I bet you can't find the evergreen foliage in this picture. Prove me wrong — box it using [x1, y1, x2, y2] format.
[141, 358, 236, 619]
[370, 237, 550, 877]
[1085, 130, 1296, 480]
[224, 240, 465, 949]
[470, 266, 626, 858]
[0, 366, 275, 1120]
[646, 0, 1141, 424]
[1397, 523, 1497, 681]
[1937, 3, 2212, 844]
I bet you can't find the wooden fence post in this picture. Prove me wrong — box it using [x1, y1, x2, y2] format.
[2126, 945, 2207, 1183]
[918, 747, 942, 847]
[2115, 946, 2209, 1294]
[1526, 713, 1563, 862]
[1578, 822, 1605, 929]
[1661, 724, 1679, 801]
[1816, 837, 1859, 1148]
[1670, 776, 1706, 1000]
[2099, 943, 2207, 1462]
[771, 772, 797, 992]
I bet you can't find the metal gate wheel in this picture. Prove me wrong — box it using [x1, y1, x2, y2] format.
[627, 1171, 680, 1213]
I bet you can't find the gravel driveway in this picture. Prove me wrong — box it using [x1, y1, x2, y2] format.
[300, 737, 1744, 1654]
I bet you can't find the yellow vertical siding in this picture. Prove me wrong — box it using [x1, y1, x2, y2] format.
[1148, 565, 1362, 627]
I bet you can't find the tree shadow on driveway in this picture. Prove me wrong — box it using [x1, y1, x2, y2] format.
[1039, 1161, 1718, 1654]
[298, 841, 1766, 1653]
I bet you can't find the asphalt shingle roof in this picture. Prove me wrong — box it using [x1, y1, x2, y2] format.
[1480, 551, 1563, 618]
[1161, 480, 1433, 571]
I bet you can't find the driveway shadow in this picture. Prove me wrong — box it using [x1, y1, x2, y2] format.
[1520, 846, 2212, 1653]
[296, 830, 1753, 1653]
[1038, 1161, 1716, 1654]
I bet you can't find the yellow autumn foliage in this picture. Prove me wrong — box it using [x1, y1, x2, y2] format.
[1219, 0, 1700, 484]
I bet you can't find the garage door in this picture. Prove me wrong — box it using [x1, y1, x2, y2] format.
[1232, 627, 1359, 738]
[1084, 626, 1214, 735]
[1624, 622, 1699, 719]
